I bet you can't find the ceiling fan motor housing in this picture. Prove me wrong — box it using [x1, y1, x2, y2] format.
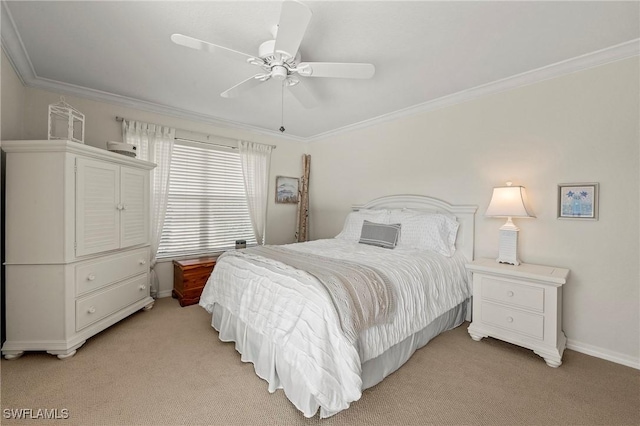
[259, 40, 278, 59]
[271, 65, 288, 80]
[259, 40, 300, 64]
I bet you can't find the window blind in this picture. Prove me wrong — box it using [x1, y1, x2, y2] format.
[156, 140, 256, 259]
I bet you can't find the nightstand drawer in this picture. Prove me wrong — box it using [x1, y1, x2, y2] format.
[481, 301, 544, 339]
[481, 277, 544, 312]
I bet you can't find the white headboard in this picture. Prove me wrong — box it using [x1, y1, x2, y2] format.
[353, 194, 478, 261]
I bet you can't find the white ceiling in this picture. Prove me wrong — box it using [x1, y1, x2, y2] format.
[2, 1, 639, 141]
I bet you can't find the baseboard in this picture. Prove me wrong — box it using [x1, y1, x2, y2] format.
[567, 338, 640, 370]
[157, 290, 173, 299]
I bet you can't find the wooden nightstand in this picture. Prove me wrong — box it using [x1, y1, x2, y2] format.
[466, 258, 570, 367]
[172, 257, 217, 307]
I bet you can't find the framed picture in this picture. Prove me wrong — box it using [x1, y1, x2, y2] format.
[557, 182, 599, 220]
[275, 176, 299, 204]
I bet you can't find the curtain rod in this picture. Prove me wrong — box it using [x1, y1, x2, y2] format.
[115, 116, 276, 149]
[174, 137, 238, 151]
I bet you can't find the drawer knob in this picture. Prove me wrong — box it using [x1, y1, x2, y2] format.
[139, 285, 147, 291]
[506, 316, 514, 323]
[507, 291, 514, 297]
[139, 259, 147, 265]
[87, 273, 96, 281]
[88, 306, 96, 314]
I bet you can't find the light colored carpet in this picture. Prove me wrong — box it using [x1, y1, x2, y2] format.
[1, 297, 638, 425]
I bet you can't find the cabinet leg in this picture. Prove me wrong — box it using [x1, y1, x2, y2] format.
[467, 325, 487, 342]
[55, 350, 77, 360]
[469, 332, 485, 342]
[3, 351, 24, 360]
[543, 358, 562, 368]
[143, 301, 155, 311]
[534, 350, 563, 368]
[47, 341, 85, 360]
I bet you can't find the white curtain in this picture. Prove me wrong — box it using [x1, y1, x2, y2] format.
[122, 120, 175, 298]
[238, 140, 273, 245]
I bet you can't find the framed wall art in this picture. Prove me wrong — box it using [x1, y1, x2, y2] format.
[557, 182, 599, 220]
[275, 176, 299, 204]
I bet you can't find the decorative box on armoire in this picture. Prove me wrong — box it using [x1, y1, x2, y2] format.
[1, 140, 156, 359]
[172, 257, 216, 307]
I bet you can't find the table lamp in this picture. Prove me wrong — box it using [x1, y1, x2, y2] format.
[485, 182, 535, 265]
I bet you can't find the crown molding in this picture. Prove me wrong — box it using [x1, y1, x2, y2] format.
[1, 0, 34, 85]
[28, 76, 307, 142]
[2, 0, 637, 143]
[306, 38, 640, 143]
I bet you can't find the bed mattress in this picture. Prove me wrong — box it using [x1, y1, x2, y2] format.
[200, 238, 471, 417]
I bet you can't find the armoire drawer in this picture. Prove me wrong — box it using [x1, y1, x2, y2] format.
[75, 247, 150, 296]
[76, 274, 149, 331]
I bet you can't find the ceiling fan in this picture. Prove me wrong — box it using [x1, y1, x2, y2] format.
[171, 0, 375, 109]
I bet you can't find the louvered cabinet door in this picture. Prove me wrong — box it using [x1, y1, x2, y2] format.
[120, 166, 149, 249]
[76, 158, 121, 256]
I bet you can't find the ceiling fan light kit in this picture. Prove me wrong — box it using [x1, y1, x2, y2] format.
[171, 0, 375, 108]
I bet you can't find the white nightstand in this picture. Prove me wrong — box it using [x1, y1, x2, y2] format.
[467, 258, 570, 367]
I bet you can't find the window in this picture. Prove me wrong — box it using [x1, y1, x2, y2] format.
[156, 139, 256, 259]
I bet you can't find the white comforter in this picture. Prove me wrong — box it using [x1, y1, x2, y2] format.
[200, 239, 470, 416]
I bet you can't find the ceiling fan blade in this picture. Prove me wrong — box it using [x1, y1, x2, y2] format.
[287, 80, 318, 109]
[171, 33, 257, 62]
[273, 0, 312, 58]
[297, 62, 375, 79]
[220, 75, 268, 98]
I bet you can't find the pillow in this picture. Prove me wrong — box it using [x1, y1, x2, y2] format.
[359, 220, 401, 249]
[388, 210, 459, 256]
[335, 209, 389, 242]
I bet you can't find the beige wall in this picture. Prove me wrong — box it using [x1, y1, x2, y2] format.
[308, 58, 640, 367]
[1, 49, 26, 140]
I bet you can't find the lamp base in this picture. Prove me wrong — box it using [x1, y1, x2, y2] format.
[496, 228, 520, 266]
[497, 258, 520, 266]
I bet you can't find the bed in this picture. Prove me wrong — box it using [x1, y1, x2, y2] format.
[199, 194, 477, 418]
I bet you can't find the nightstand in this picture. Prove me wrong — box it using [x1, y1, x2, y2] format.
[466, 258, 570, 367]
[172, 257, 217, 307]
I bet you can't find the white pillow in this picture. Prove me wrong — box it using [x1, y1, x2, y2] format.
[336, 209, 390, 242]
[388, 209, 459, 256]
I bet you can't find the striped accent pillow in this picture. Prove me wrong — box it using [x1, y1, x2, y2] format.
[359, 220, 401, 249]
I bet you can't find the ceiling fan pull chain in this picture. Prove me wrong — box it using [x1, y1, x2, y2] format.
[279, 81, 286, 133]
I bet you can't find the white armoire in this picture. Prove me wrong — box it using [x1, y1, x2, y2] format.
[2, 140, 156, 359]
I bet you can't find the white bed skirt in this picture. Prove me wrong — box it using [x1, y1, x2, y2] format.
[210, 300, 468, 418]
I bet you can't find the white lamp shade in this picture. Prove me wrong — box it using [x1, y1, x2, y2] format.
[485, 185, 535, 218]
